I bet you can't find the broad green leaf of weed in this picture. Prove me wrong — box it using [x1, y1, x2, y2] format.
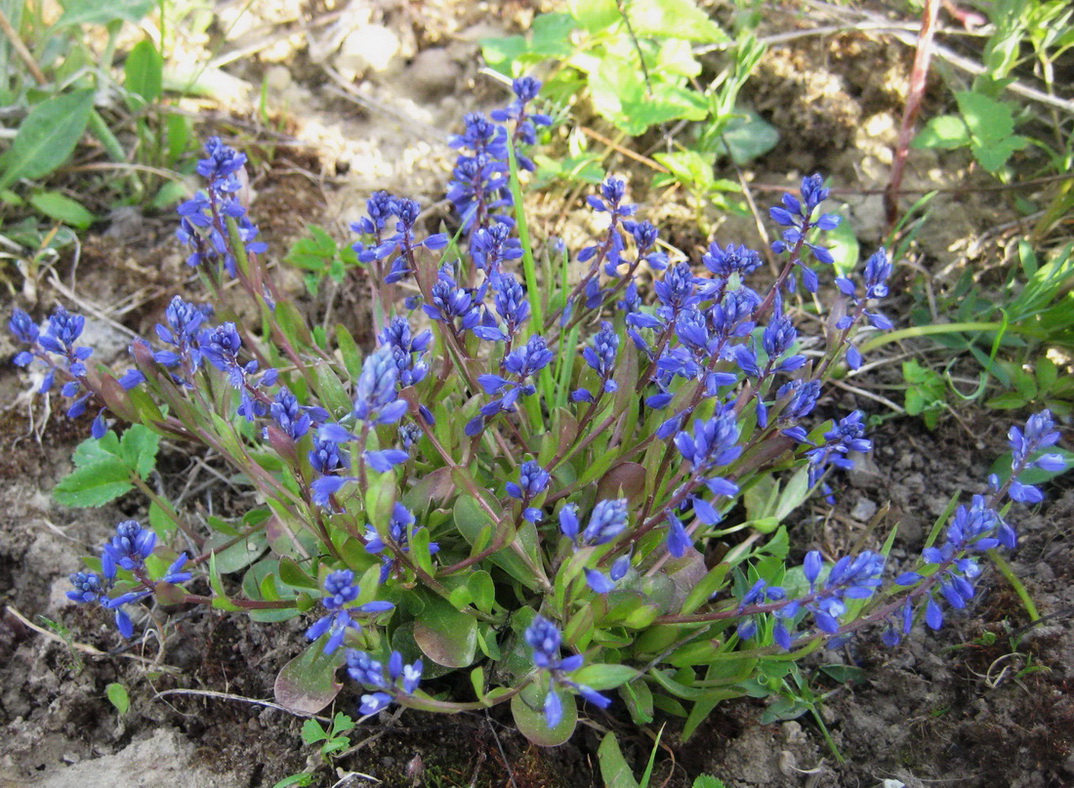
[28, 192, 95, 229]
[0, 90, 95, 191]
[912, 115, 970, 150]
[57, 0, 156, 27]
[629, 0, 729, 44]
[125, 39, 164, 106]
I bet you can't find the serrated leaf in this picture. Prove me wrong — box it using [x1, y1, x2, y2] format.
[73, 431, 122, 466]
[119, 424, 160, 478]
[0, 90, 95, 191]
[972, 136, 1027, 172]
[54, 460, 133, 507]
[912, 115, 970, 150]
[956, 90, 1015, 143]
[300, 719, 327, 744]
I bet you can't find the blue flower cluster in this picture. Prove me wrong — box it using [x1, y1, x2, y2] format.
[345, 648, 423, 715]
[364, 502, 439, 582]
[9, 306, 131, 438]
[306, 570, 394, 654]
[726, 410, 1065, 651]
[67, 520, 191, 638]
[176, 137, 267, 277]
[525, 615, 611, 727]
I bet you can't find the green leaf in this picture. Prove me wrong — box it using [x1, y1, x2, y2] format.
[530, 13, 576, 57]
[912, 115, 970, 150]
[0, 90, 95, 191]
[119, 424, 160, 478]
[203, 530, 268, 574]
[125, 39, 164, 105]
[955, 90, 1015, 143]
[1036, 356, 1058, 392]
[986, 392, 1028, 409]
[57, 0, 156, 26]
[413, 595, 478, 668]
[692, 776, 728, 788]
[335, 324, 363, 379]
[825, 210, 859, 276]
[720, 112, 779, 165]
[54, 460, 133, 507]
[568, 0, 619, 31]
[106, 682, 130, 715]
[452, 492, 539, 590]
[511, 683, 577, 746]
[598, 732, 640, 788]
[300, 719, 327, 744]
[971, 136, 1027, 172]
[28, 191, 95, 229]
[73, 431, 121, 466]
[628, 0, 729, 43]
[570, 664, 639, 690]
[480, 35, 529, 74]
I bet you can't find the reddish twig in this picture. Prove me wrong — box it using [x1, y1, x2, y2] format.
[886, 0, 941, 228]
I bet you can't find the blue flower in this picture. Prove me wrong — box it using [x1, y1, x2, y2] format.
[351, 191, 398, 261]
[368, 198, 448, 283]
[524, 616, 611, 727]
[472, 224, 523, 275]
[196, 136, 247, 180]
[466, 335, 554, 436]
[1007, 409, 1064, 503]
[584, 552, 631, 594]
[572, 322, 619, 402]
[674, 408, 742, 494]
[775, 379, 821, 443]
[379, 316, 432, 388]
[506, 460, 550, 522]
[364, 502, 439, 581]
[423, 265, 481, 331]
[309, 438, 349, 475]
[558, 499, 629, 547]
[69, 520, 191, 640]
[346, 649, 423, 716]
[102, 520, 157, 579]
[153, 296, 209, 371]
[834, 248, 894, 368]
[474, 272, 530, 342]
[805, 410, 872, 490]
[306, 570, 394, 654]
[200, 322, 249, 388]
[769, 174, 841, 291]
[353, 345, 409, 425]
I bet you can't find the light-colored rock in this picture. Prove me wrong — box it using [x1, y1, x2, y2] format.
[334, 25, 402, 80]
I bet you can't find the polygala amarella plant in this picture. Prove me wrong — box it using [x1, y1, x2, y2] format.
[9, 77, 1069, 745]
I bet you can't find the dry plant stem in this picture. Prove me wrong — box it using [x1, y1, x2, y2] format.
[0, 7, 46, 85]
[886, 0, 940, 227]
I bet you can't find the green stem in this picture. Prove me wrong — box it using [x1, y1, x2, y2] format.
[858, 321, 1041, 354]
[987, 547, 1040, 622]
